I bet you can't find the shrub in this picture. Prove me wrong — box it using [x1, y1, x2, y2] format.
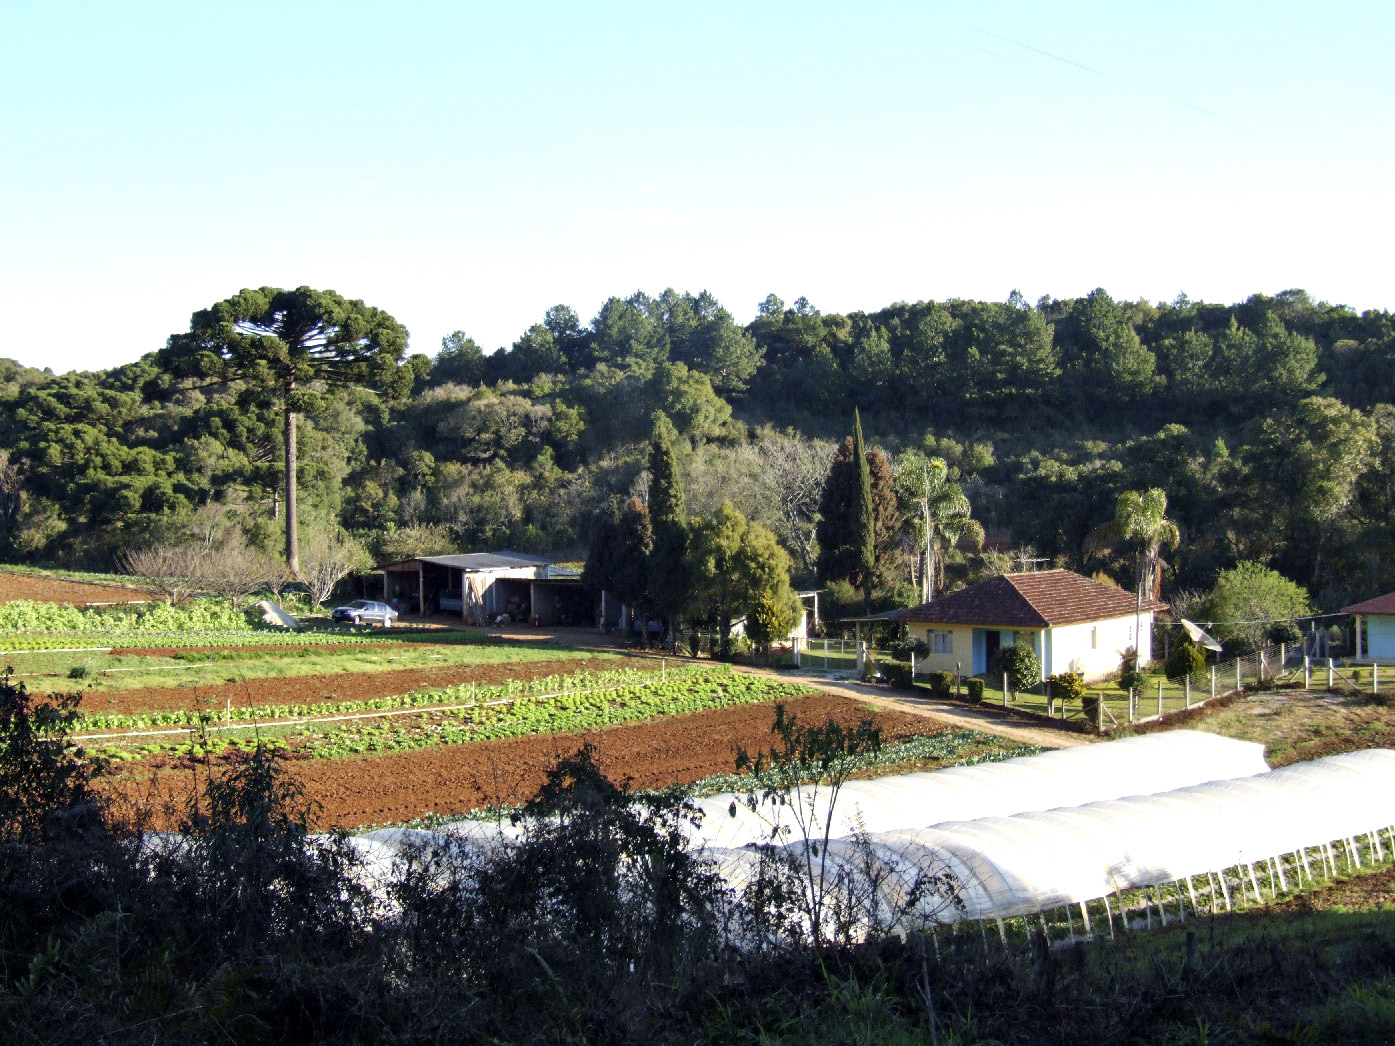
[990, 644, 1041, 692]
[965, 678, 985, 703]
[888, 637, 929, 661]
[1081, 694, 1102, 724]
[1165, 637, 1206, 683]
[1048, 671, 1085, 702]
[881, 661, 914, 689]
[925, 671, 953, 698]
[1117, 646, 1146, 692]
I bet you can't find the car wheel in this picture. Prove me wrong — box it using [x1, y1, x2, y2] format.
[351, 614, 361, 625]
[383, 618, 392, 628]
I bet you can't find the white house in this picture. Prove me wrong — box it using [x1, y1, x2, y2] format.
[891, 569, 1166, 683]
[1341, 592, 1395, 661]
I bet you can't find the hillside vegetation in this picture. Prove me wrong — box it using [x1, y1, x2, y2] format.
[2, 286, 1392, 617]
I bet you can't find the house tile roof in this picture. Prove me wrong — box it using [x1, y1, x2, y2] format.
[894, 569, 1166, 628]
[1340, 592, 1395, 615]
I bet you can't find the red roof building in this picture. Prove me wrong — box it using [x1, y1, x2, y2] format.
[894, 569, 1167, 681]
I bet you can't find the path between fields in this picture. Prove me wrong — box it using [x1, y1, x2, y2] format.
[734, 667, 1088, 750]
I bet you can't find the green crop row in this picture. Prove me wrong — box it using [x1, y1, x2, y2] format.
[90, 671, 809, 763]
[75, 661, 727, 731]
[0, 598, 262, 635]
[301, 672, 810, 759]
[0, 630, 419, 652]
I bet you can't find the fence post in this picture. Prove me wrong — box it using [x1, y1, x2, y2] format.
[1280, 642, 1286, 668]
[1304, 656, 1311, 689]
[910, 651, 916, 677]
[1129, 687, 1136, 723]
[1236, 659, 1242, 693]
[1157, 681, 1164, 718]
[1210, 665, 1216, 699]
[1328, 658, 1334, 689]
[1002, 674, 1009, 707]
[1259, 649, 1267, 682]
[1096, 693, 1104, 731]
[1374, 663, 1380, 695]
[1184, 675, 1191, 708]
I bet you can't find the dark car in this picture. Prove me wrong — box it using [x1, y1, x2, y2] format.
[331, 599, 399, 627]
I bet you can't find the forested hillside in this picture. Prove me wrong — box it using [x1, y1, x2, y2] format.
[3, 285, 1392, 612]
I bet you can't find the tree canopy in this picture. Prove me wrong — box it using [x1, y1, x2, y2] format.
[154, 287, 409, 575]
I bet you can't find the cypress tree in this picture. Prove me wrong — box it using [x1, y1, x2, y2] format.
[647, 412, 689, 643]
[852, 407, 875, 610]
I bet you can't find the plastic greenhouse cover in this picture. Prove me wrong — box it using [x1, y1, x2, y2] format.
[337, 732, 1267, 896]
[700, 748, 1395, 926]
[683, 730, 1268, 851]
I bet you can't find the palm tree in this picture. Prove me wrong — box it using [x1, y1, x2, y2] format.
[898, 454, 984, 604]
[1114, 488, 1180, 672]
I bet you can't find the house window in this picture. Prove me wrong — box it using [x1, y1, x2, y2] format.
[930, 630, 952, 654]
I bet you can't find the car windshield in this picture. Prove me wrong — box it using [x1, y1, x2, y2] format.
[350, 601, 371, 609]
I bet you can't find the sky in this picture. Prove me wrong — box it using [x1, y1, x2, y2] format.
[2, 0, 1391, 374]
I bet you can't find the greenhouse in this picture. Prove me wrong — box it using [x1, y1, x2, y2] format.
[700, 748, 1395, 934]
[683, 730, 1269, 850]
[345, 736, 1395, 942]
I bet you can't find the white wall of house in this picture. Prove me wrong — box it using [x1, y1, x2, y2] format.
[1047, 613, 1150, 681]
[1366, 615, 1395, 660]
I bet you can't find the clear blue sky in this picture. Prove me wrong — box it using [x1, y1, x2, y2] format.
[3, 1, 1390, 373]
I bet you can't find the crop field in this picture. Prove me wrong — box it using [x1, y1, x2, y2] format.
[1, 590, 1033, 831]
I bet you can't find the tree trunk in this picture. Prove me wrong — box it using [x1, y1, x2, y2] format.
[284, 406, 299, 578]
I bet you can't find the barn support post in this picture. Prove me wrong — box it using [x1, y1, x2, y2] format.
[418, 562, 424, 617]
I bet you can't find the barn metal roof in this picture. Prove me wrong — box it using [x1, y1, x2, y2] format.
[381, 552, 553, 572]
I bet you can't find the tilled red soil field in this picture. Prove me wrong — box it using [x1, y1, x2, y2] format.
[73, 657, 616, 715]
[102, 692, 935, 831]
[0, 571, 151, 605]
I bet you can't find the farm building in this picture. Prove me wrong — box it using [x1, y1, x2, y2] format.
[377, 552, 589, 626]
[888, 569, 1166, 682]
[1341, 592, 1395, 661]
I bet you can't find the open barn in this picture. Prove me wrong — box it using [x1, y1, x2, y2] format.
[377, 552, 590, 627]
